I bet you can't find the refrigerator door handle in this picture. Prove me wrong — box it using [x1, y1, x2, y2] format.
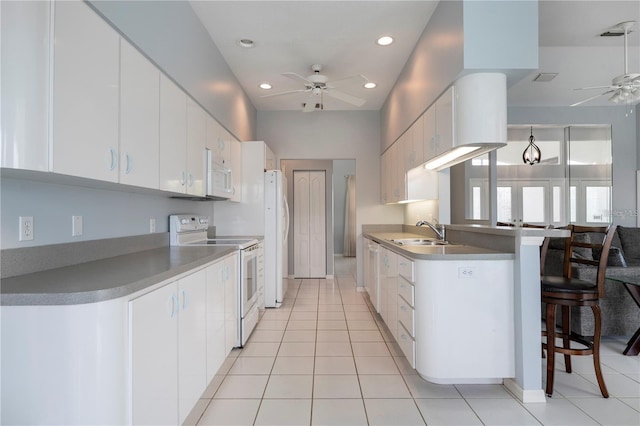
[283, 195, 290, 241]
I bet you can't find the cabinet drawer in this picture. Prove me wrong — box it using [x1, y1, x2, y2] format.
[398, 278, 414, 307]
[397, 321, 415, 368]
[397, 297, 414, 337]
[398, 257, 414, 282]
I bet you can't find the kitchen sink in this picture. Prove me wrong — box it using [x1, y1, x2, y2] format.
[389, 238, 450, 246]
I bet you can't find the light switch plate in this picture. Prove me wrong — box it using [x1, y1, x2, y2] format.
[149, 218, 156, 233]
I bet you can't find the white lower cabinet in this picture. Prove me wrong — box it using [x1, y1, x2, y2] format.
[130, 282, 179, 425]
[131, 268, 207, 425]
[206, 253, 238, 383]
[367, 244, 514, 383]
[131, 256, 238, 425]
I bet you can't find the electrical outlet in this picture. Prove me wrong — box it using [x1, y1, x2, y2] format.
[19, 216, 34, 241]
[458, 266, 476, 279]
[149, 218, 156, 233]
[72, 215, 83, 237]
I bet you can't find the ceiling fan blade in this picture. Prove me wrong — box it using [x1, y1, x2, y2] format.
[260, 88, 309, 98]
[282, 72, 312, 85]
[570, 90, 615, 107]
[574, 85, 615, 91]
[328, 74, 368, 87]
[325, 89, 366, 107]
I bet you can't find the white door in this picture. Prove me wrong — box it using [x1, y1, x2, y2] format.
[497, 180, 550, 226]
[293, 171, 326, 278]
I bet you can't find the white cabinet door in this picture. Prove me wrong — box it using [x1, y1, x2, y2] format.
[52, 0, 119, 182]
[159, 75, 187, 193]
[435, 86, 455, 156]
[411, 117, 425, 167]
[177, 269, 207, 424]
[119, 39, 159, 189]
[392, 142, 406, 202]
[423, 104, 437, 161]
[1, 0, 50, 171]
[205, 260, 226, 383]
[380, 150, 390, 204]
[224, 253, 239, 353]
[130, 282, 179, 425]
[186, 99, 206, 196]
[230, 139, 242, 202]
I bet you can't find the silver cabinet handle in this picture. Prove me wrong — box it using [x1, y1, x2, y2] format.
[125, 153, 132, 174]
[109, 148, 118, 171]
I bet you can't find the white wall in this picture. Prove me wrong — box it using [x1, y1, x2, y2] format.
[0, 177, 213, 248]
[90, 0, 256, 141]
[257, 111, 403, 286]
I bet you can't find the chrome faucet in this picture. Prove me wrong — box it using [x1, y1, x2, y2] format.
[416, 220, 446, 241]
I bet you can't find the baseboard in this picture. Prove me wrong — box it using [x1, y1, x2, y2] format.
[504, 379, 547, 403]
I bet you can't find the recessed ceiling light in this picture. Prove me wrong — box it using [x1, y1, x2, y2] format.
[364, 82, 377, 89]
[376, 36, 394, 46]
[237, 38, 255, 48]
[259, 83, 272, 90]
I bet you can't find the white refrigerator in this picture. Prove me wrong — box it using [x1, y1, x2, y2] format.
[214, 141, 289, 307]
[264, 170, 289, 306]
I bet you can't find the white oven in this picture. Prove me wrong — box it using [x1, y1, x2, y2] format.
[169, 214, 261, 346]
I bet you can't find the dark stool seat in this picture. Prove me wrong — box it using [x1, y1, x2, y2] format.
[541, 224, 616, 398]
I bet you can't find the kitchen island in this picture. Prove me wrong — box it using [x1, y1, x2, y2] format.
[363, 224, 569, 403]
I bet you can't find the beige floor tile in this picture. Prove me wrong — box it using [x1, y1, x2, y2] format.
[214, 375, 269, 399]
[317, 310, 346, 320]
[278, 341, 316, 356]
[283, 329, 316, 342]
[289, 311, 318, 321]
[248, 329, 285, 343]
[316, 330, 350, 342]
[352, 341, 392, 356]
[317, 319, 348, 330]
[313, 374, 362, 398]
[228, 356, 275, 375]
[311, 399, 368, 426]
[349, 330, 384, 342]
[238, 342, 280, 357]
[286, 320, 317, 330]
[316, 341, 353, 356]
[254, 399, 312, 425]
[272, 356, 315, 374]
[354, 356, 400, 374]
[363, 398, 425, 425]
[347, 320, 379, 330]
[314, 356, 357, 375]
[359, 374, 411, 398]
[264, 374, 313, 398]
[198, 399, 261, 425]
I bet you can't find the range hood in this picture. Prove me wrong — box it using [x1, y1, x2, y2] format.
[424, 73, 507, 171]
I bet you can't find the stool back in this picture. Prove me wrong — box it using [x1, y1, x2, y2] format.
[564, 224, 617, 298]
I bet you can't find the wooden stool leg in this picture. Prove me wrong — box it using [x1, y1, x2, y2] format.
[562, 305, 572, 373]
[545, 302, 557, 397]
[591, 305, 609, 398]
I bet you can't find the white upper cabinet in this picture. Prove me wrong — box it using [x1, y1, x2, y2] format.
[52, 0, 120, 182]
[159, 75, 188, 193]
[186, 99, 206, 196]
[435, 86, 455, 156]
[410, 117, 425, 167]
[206, 118, 230, 167]
[423, 100, 437, 161]
[423, 86, 455, 161]
[1, 1, 50, 171]
[119, 39, 160, 189]
[229, 139, 242, 202]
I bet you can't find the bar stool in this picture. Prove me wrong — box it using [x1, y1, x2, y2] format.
[541, 224, 616, 398]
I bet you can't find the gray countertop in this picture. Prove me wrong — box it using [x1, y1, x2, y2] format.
[1, 245, 237, 306]
[364, 232, 514, 260]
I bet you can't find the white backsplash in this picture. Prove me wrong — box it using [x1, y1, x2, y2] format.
[404, 200, 440, 226]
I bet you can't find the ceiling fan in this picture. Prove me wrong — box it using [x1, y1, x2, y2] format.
[261, 64, 367, 112]
[572, 21, 640, 107]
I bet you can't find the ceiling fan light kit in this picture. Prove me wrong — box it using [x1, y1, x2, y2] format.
[572, 20, 639, 113]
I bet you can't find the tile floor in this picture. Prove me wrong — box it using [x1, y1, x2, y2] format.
[188, 256, 640, 425]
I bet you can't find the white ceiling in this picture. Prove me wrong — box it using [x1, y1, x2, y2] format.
[190, 0, 640, 112]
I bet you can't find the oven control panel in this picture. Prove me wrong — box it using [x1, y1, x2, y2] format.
[169, 214, 209, 233]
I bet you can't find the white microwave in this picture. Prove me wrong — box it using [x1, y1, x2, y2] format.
[206, 149, 233, 200]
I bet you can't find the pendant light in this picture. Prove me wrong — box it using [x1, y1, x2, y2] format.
[522, 126, 541, 165]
